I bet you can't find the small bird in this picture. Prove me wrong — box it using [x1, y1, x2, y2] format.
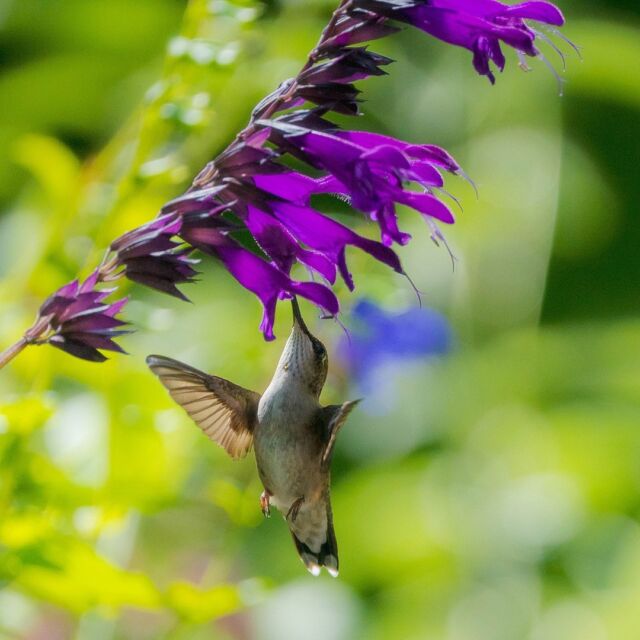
[146, 299, 359, 577]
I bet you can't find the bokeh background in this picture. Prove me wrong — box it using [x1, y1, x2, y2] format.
[1, 0, 640, 638]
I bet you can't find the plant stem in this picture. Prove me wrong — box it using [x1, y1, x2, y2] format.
[0, 338, 28, 370]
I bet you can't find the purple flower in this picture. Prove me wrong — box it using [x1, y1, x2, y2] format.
[357, 0, 566, 84]
[214, 242, 339, 341]
[264, 201, 403, 290]
[178, 219, 338, 340]
[244, 205, 338, 283]
[35, 271, 129, 362]
[260, 121, 459, 247]
[109, 214, 198, 301]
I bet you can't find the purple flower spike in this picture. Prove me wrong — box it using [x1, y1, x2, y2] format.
[36, 272, 130, 362]
[123, 0, 567, 341]
[9, 0, 569, 365]
[110, 214, 198, 301]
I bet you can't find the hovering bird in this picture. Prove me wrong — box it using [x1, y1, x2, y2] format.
[146, 299, 359, 577]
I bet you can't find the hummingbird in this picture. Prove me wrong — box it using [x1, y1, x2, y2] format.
[146, 299, 359, 577]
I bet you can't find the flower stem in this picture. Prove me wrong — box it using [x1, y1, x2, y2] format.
[0, 338, 29, 370]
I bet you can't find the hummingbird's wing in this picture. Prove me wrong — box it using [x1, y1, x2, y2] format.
[318, 400, 361, 467]
[146, 355, 260, 459]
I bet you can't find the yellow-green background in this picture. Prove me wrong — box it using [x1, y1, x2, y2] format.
[1, 0, 639, 638]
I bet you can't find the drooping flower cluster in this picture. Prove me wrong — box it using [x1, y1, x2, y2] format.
[2, 0, 570, 365]
[31, 272, 129, 362]
[107, 214, 198, 302]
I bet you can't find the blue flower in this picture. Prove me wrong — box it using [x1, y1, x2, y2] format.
[338, 299, 453, 397]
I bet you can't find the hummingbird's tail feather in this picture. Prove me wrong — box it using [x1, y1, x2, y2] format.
[289, 500, 339, 577]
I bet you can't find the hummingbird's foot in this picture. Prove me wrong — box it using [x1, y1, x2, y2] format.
[260, 489, 272, 518]
[287, 496, 305, 523]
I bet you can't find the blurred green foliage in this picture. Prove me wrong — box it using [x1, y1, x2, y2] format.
[0, 0, 639, 638]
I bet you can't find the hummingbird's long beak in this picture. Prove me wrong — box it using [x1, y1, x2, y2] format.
[291, 297, 312, 338]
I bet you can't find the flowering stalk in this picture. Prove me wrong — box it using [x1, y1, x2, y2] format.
[0, 0, 571, 368]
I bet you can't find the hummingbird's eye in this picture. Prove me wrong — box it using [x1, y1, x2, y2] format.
[312, 339, 327, 363]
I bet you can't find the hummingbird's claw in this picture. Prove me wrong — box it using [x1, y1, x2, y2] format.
[286, 496, 305, 523]
[260, 489, 272, 518]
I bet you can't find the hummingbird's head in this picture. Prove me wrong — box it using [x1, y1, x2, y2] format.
[275, 299, 328, 397]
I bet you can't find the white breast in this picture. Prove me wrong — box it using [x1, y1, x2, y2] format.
[255, 376, 320, 509]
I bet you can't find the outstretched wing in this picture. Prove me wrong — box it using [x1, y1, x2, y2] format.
[147, 355, 260, 459]
[318, 400, 361, 467]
